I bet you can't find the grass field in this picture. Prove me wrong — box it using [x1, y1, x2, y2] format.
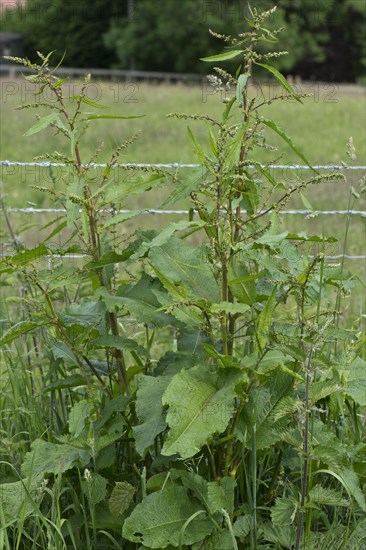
[1, 78, 365, 319]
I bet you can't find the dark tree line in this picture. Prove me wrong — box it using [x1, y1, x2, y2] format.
[2, 0, 365, 82]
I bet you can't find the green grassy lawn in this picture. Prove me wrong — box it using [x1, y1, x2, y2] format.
[1, 79, 365, 165]
[1, 78, 365, 320]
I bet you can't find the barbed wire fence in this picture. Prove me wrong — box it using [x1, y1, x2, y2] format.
[1, 160, 365, 254]
[1, 161, 365, 316]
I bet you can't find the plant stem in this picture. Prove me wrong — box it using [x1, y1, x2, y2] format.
[295, 346, 314, 550]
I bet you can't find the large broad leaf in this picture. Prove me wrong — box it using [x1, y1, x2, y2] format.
[21, 439, 91, 481]
[162, 365, 238, 458]
[133, 375, 171, 456]
[122, 485, 213, 548]
[149, 236, 219, 303]
[0, 478, 38, 524]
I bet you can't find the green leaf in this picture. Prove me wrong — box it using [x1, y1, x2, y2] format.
[82, 472, 108, 505]
[233, 515, 253, 540]
[300, 192, 314, 212]
[201, 50, 243, 62]
[82, 114, 145, 120]
[345, 356, 366, 406]
[228, 259, 259, 306]
[24, 112, 60, 136]
[66, 176, 84, 227]
[236, 374, 293, 449]
[255, 286, 277, 352]
[21, 439, 91, 481]
[255, 62, 302, 103]
[307, 484, 349, 508]
[102, 209, 146, 229]
[207, 477, 236, 514]
[106, 173, 164, 202]
[61, 300, 106, 330]
[236, 74, 248, 107]
[149, 237, 219, 303]
[68, 400, 92, 438]
[51, 341, 78, 365]
[271, 497, 297, 526]
[71, 95, 109, 109]
[210, 302, 250, 315]
[109, 481, 136, 517]
[0, 478, 38, 524]
[161, 166, 206, 208]
[133, 375, 170, 456]
[43, 374, 87, 392]
[0, 321, 39, 346]
[134, 220, 206, 258]
[114, 273, 173, 326]
[222, 96, 236, 123]
[208, 125, 218, 157]
[84, 250, 132, 269]
[0, 243, 49, 274]
[309, 382, 343, 405]
[188, 126, 206, 164]
[260, 117, 316, 171]
[91, 334, 147, 356]
[162, 365, 238, 458]
[122, 486, 213, 548]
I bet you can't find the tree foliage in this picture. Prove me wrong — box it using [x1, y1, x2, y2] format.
[2, 0, 365, 80]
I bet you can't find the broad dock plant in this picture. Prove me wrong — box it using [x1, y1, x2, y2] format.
[1, 5, 365, 549]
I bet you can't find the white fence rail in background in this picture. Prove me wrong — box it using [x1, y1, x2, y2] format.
[0, 64, 205, 83]
[1, 161, 365, 262]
